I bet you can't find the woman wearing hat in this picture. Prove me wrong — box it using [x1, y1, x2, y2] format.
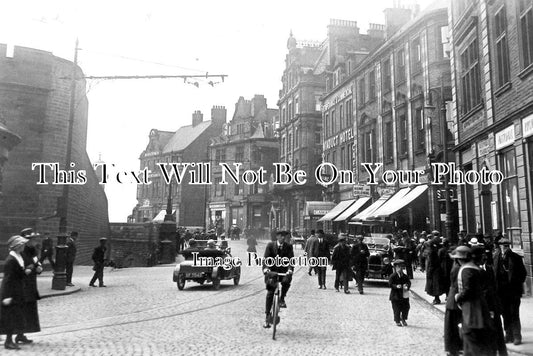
[0, 236, 29, 350]
[17, 232, 44, 344]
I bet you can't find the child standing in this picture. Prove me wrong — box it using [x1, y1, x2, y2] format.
[389, 259, 411, 326]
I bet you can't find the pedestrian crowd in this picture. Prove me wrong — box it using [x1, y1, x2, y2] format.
[0, 228, 110, 350]
[411, 228, 526, 356]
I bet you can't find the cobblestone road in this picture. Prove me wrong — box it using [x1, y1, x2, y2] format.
[8, 241, 455, 355]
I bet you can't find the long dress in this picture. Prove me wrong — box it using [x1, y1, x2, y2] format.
[21, 245, 41, 333]
[0, 254, 27, 335]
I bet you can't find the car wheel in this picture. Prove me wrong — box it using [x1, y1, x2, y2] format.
[177, 274, 186, 290]
[212, 277, 221, 290]
[198, 279, 205, 285]
[233, 273, 240, 286]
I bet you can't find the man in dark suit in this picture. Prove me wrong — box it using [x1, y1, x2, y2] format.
[89, 238, 107, 287]
[494, 238, 527, 345]
[315, 230, 330, 289]
[66, 231, 77, 287]
[332, 235, 351, 294]
[351, 236, 370, 294]
[262, 231, 294, 328]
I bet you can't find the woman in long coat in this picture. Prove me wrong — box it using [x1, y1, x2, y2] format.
[425, 237, 444, 304]
[0, 236, 29, 350]
[18, 234, 43, 342]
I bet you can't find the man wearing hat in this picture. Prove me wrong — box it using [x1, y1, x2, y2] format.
[38, 232, 55, 269]
[493, 238, 527, 345]
[0, 236, 29, 349]
[331, 235, 351, 294]
[425, 236, 444, 304]
[206, 239, 217, 250]
[388, 259, 411, 327]
[350, 235, 369, 294]
[66, 232, 78, 287]
[89, 238, 108, 288]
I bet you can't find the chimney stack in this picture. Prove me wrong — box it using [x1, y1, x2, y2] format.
[192, 110, 203, 127]
[211, 105, 227, 127]
[384, 6, 413, 39]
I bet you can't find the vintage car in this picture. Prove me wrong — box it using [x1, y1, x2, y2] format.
[363, 234, 393, 280]
[290, 232, 306, 249]
[173, 244, 241, 290]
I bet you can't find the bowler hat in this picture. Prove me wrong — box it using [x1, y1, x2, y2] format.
[469, 237, 481, 246]
[99, 237, 107, 242]
[497, 238, 511, 246]
[393, 259, 405, 266]
[431, 230, 440, 236]
[449, 245, 471, 259]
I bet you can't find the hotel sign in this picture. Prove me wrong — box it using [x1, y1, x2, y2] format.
[495, 125, 515, 150]
[323, 128, 354, 150]
[522, 114, 533, 139]
[321, 87, 352, 111]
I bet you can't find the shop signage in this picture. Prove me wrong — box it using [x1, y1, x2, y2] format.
[495, 125, 515, 150]
[322, 87, 352, 111]
[477, 135, 494, 156]
[209, 203, 226, 210]
[522, 114, 533, 139]
[323, 128, 354, 151]
[352, 184, 371, 197]
[312, 210, 329, 215]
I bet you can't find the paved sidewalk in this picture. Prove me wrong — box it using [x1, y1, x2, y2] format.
[0, 270, 83, 299]
[409, 270, 533, 356]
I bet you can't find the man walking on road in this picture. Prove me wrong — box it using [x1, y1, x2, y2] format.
[89, 238, 107, 288]
[494, 238, 527, 345]
[66, 232, 77, 287]
[305, 230, 318, 276]
[332, 235, 351, 294]
[315, 230, 330, 289]
[351, 236, 369, 294]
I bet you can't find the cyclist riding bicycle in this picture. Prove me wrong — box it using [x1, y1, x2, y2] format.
[262, 230, 294, 328]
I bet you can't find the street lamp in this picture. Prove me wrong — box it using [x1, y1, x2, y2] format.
[424, 83, 453, 243]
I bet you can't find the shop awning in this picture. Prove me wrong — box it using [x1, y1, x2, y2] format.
[365, 187, 411, 220]
[317, 199, 356, 222]
[152, 209, 176, 222]
[350, 194, 392, 223]
[305, 201, 336, 217]
[372, 185, 429, 218]
[333, 197, 371, 222]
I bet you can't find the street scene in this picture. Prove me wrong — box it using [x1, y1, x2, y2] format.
[1, 0, 533, 355]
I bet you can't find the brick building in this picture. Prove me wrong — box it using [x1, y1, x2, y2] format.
[320, 3, 455, 235]
[276, 21, 387, 233]
[132, 106, 226, 227]
[207, 95, 278, 233]
[318, 21, 385, 232]
[0, 44, 109, 264]
[0, 117, 20, 199]
[449, 0, 533, 293]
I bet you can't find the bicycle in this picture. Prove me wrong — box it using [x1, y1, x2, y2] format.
[266, 271, 287, 340]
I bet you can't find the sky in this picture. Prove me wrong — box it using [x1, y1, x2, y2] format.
[0, 0, 436, 222]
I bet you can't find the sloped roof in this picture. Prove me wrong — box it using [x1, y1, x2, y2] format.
[163, 120, 212, 153]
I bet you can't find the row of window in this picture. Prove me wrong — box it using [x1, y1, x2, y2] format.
[324, 99, 353, 137]
[353, 26, 449, 108]
[213, 179, 265, 197]
[359, 106, 426, 165]
[324, 144, 353, 171]
[213, 146, 264, 164]
[458, 1, 533, 116]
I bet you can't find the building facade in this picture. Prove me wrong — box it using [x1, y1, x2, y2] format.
[353, 3, 455, 234]
[276, 21, 386, 233]
[132, 106, 226, 227]
[0, 44, 109, 264]
[449, 0, 533, 293]
[207, 95, 278, 233]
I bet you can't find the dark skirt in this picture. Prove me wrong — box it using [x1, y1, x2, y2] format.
[0, 303, 26, 335]
[22, 301, 40, 333]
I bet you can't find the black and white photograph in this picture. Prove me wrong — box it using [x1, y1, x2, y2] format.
[0, 0, 532, 354]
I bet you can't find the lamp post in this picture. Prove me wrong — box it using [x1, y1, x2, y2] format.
[424, 80, 453, 243]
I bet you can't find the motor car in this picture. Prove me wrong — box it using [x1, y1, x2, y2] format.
[290, 232, 306, 249]
[363, 234, 393, 280]
[173, 244, 241, 290]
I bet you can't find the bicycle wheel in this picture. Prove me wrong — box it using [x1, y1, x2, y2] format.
[272, 292, 279, 340]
